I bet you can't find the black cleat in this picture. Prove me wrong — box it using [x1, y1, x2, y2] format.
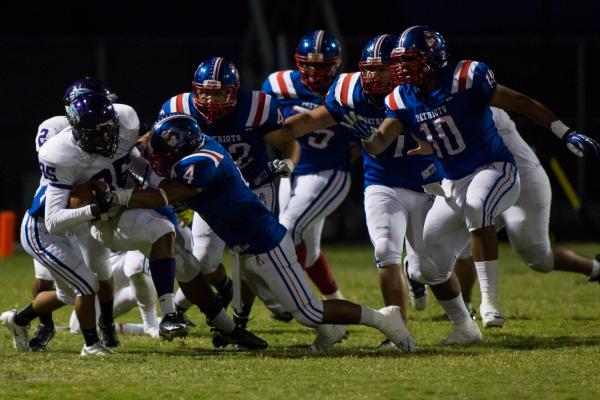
[159, 312, 189, 341]
[28, 323, 55, 352]
[99, 322, 120, 348]
[211, 326, 268, 350]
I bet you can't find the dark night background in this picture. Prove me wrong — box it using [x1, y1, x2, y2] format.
[1, 0, 599, 241]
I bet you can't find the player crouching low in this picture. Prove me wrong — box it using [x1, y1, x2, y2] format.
[103, 113, 416, 353]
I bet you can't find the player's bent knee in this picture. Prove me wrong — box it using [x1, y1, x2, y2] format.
[374, 238, 401, 268]
[56, 287, 75, 305]
[418, 258, 452, 285]
[518, 242, 554, 273]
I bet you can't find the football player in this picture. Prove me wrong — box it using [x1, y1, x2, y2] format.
[453, 108, 600, 313]
[262, 30, 351, 302]
[362, 26, 599, 344]
[265, 34, 443, 348]
[158, 56, 300, 325]
[109, 113, 416, 353]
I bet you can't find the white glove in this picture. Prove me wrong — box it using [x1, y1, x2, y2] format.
[268, 158, 294, 177]
[340, 111, 378, 142]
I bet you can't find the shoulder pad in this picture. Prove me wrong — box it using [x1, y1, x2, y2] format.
[384, 86, 406, 110]
[38, 131, 82, 168]
[333, 72, 361, 108]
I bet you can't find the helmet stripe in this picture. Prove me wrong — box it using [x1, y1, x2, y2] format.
[373, 34, 387, 58]
[212, 57, 223, 80]
[315, 30, 325, 53]
[399, 26, 419, 47]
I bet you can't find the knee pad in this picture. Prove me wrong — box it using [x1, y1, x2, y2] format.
[193, 244, 221, 275]
[417, 254, 453, 285]
[374, 238, 402, 268]
[518, 242, 554, 273]
[464, 199, 485, 231]
[289, 299, 324, 328]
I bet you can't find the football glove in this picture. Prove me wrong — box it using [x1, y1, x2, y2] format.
[340, 111, 377, 142]
[563, 130, 600, 158]
[91, 183, 122, 221]
[268, 158, 294, 177]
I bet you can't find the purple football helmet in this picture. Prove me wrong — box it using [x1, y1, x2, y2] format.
[63, 77, 117, 111]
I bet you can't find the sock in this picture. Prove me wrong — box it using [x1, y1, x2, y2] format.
[305, 251, 340, 296]
[323, 291, 344, 300]
[69, 311, 81, 334]
[38, 313, 54, 327]
[175, 288, 192, 312]
[439, 295, 471, 325]
[82, 327, 100, 347]
[98, 299, 114, 326]
[209, 309, 236, 333]
[158, 293, 176, 317]
[590, 258, 600, 279]
[149, 258, 176, 317]
[295, 242, 307, 267]
[14, 304, 38, 326]
[359, 305, 382, 328]
[138, 303, 158, 330]
[475, 259, 499, 299]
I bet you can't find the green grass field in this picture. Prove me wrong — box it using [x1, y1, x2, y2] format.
[1, 243, 599, 400]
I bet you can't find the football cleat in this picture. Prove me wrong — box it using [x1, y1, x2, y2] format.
[442, 319, 483, 346]
[479, 300, 505, 328]
[29, 322, 56, 352]
[99, 321, 120, 348]
[1, 310, 30, 352]
[309, 324, 348, 353]
[376, 306, 416, 353]
[270, 311, 294, 323]
[376, 338, 397, 351]
[80, 341, 114, 356]
[465, 303, 477, 321]
[211, 326, 268, 350]
[159, 312, 189, 341]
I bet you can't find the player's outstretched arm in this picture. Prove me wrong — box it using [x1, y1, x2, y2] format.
[490, 84, 600, 157]
[111, 181, 200, 210]
[362, 117, 405, 156]
[283, 105, 337, 139]
[263, 128, 301, 167]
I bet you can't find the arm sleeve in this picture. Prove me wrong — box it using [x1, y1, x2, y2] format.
[44, 184, 95, 235]
[172, 158, 217, 189]
[471, 62, 497, 105]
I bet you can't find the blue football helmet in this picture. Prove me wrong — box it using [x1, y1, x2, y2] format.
[148, 113, 205, 177]
[67, 92, 120, 157]
[295, 30, 341, 91]
[359, 34, 397, 95]
[391, 26, 448, 85]
[192, 57, 240, 124]
[63, 77, 117, 111]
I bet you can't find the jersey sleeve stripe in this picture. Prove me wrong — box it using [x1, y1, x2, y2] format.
[245, 92, 260, 127]
[282, 71, 298, 98]
[251, 92, 267, 126]
[182, 93, 191, 114]
[175, 94, 184, 112]
[182, 150, 223, 168]
[334, 73, 347, 105]
[340, 73, 353, 107]
[168, 96, 177, 113]
[259, 94, 272, 125]
[451, 61, 465, 94]
[465, 61, 479, 89]
[276, 72, 290, 98]
[385, 87, 405, 110]
[346, 72, 361, 108]
[458, 60, 473, 91]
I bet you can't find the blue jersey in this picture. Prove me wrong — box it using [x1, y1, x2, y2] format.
[171, 136, 286, 255]
[324, 72, 443, 189]
[262, 69, 354, 174]
[160, 90, 284, 189]
[385, 60, 514, 180]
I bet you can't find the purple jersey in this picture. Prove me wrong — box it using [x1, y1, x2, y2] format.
[160, 90, 284, 189]
[171, 136, 286, 255]
[324, 72, 443, 188]
[262, 69, 354, 174]
[385, 60, 514, 180]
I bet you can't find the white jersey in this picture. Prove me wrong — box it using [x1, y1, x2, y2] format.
[38, 103, 141, 235]
[491, 107, 541, 175]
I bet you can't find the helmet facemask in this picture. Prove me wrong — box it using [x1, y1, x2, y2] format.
[192, 80, 238, 124]
[72, 118, 120, 158]
[359, 59, 395, 96]
[295, 53, 340, 91]
[390, 48, 431, 86]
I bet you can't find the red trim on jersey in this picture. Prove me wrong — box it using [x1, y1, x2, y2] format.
[276, 72, 290, 99]
[176, 94, 184, 112]
[458, 60, 473, 92]
[197, 149, 223, 162]
[252, 92, 267, 126]
[340, 74, 353, 106]
[388, 89, 399, 110]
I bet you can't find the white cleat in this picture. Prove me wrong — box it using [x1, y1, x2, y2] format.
[80, 342, 115, 356]
[480, 301, 505, 328]
[376, 306, 416, 353]
[442, 319, 483, 346]
[409, 286, 429, 311]
[1, 310, 30, 352]
[309, 324, 347, 353]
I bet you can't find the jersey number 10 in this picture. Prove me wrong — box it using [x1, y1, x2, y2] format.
[419, 115, 466, 158]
